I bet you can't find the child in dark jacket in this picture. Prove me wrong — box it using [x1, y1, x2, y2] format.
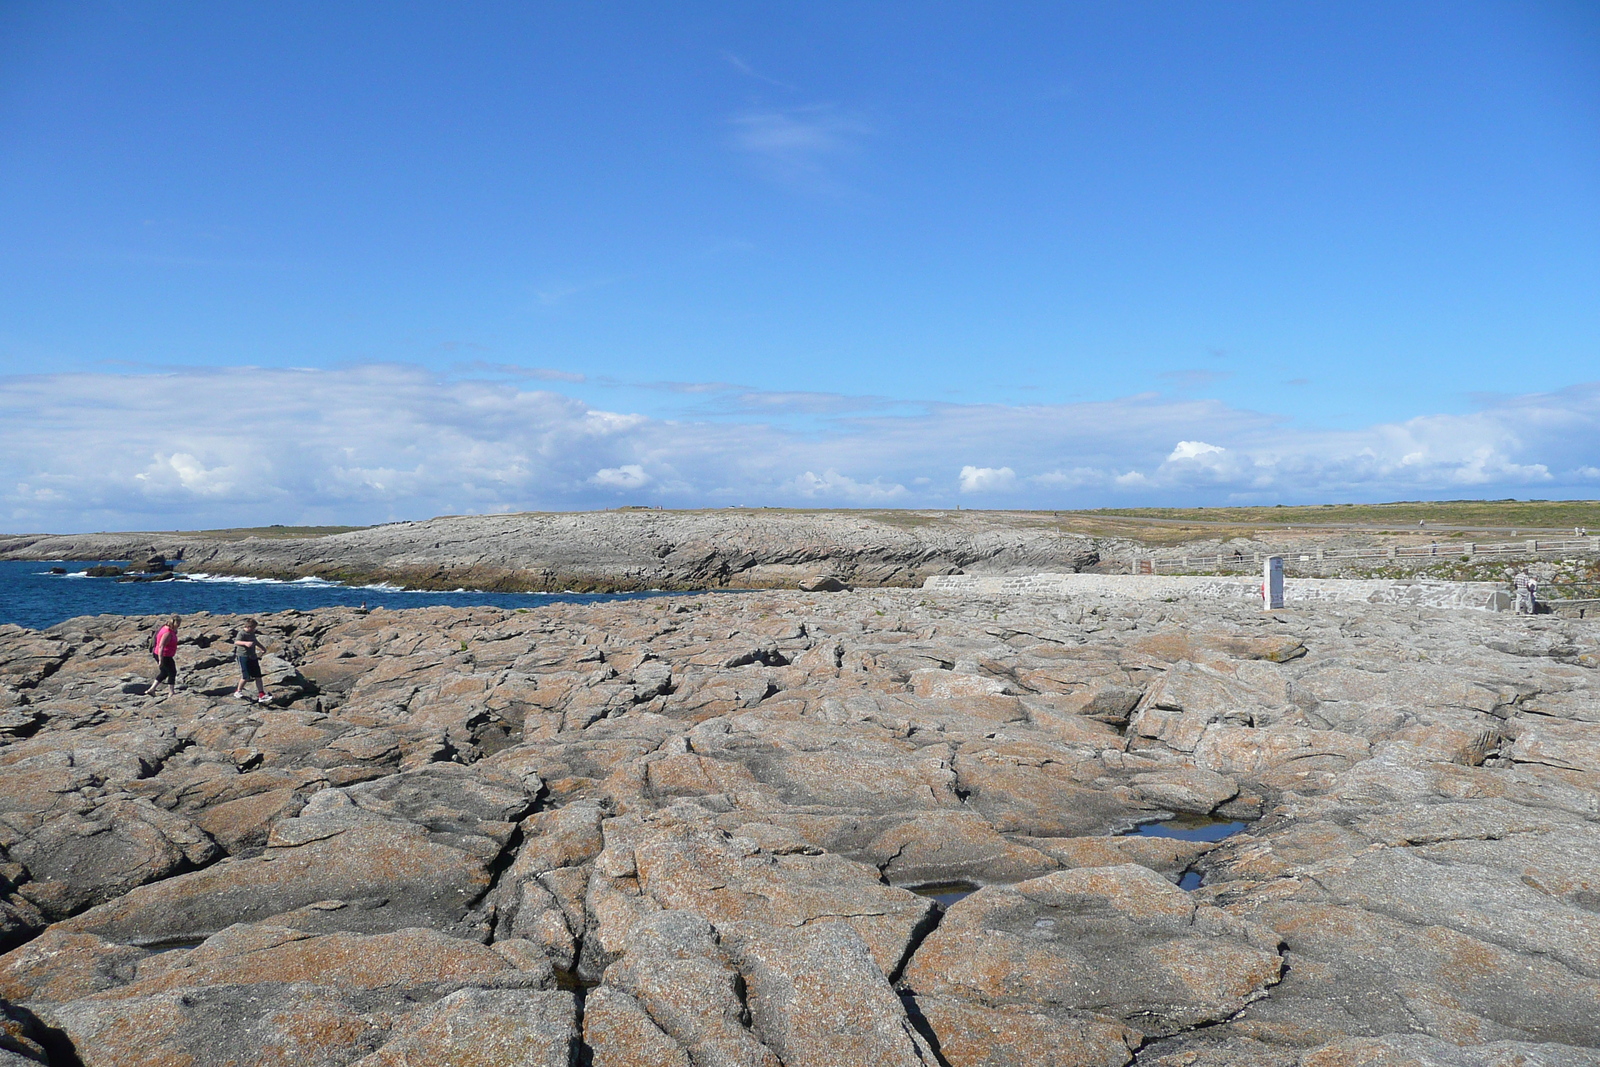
[232, 618, 270, 703]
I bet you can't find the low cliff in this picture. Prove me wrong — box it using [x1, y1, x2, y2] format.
[0, 509, 1110, 591]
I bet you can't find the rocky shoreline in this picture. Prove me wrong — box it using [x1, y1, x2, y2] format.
[0, 511, 1111, 594]
[7, 510, 1594, 598]
[1, 587, 1597, 1065]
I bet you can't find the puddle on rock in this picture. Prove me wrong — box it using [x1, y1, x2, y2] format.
[907, 881, 980, 908]
[552, 967, 600, 992]
[1122, 814, 1256, 892]
[137, 937, 209, 955]
[1128, 814, 1250, 843]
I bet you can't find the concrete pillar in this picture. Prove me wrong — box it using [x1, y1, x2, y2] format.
[1315, 546, 1325, 560]
[1387, 546, 1397, 559]
[1263, 556, 1284, 610]
[1465, 543, 1474, 556]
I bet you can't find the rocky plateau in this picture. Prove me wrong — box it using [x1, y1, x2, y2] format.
[0, 511, 1109, 593]
[0, 588, 1597, 1066]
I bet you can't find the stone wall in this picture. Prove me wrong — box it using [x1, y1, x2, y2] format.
[924, 571, 1513, 611]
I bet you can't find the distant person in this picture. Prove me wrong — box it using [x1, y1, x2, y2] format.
[1514, 573, 1536, 615]
[232, 619, 270, 703]
[144, 616, 180, 698]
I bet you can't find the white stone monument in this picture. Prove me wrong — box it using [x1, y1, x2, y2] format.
[1263, 555, 1284, 609]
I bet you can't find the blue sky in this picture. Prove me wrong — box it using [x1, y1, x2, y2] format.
[2, 2, 1597, 529]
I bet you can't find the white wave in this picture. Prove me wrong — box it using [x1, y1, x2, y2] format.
[180, 572, 295, 586]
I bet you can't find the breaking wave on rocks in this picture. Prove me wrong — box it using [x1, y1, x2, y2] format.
[0, 560, 684, 630]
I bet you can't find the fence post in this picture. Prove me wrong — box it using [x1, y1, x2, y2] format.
[1263, 556, 1284, 610]
[1387, 546, 1397, 560]
[1528, 539, 1539, 554]
[1464, 542, 1474, 556]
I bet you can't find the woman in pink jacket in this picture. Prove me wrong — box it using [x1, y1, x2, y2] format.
[144, 616, 181, 698]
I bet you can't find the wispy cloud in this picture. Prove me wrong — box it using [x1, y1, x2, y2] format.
[788, 468, 907, 503]
[531, 273, 630, 307]
[466, 362, 587, 384]
[622, 381, 887, 417]
[721, 51, 797, 91]
[1, 365, 1597, 530]
[733, 389, 887, 415]
[728, 105, 870, 193]
[1159, 369, 1232, 390]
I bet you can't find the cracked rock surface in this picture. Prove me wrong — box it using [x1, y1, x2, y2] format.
[0, 591, 1597, 1066]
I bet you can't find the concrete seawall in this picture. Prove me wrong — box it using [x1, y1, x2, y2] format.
[923, 572, 1513, 611]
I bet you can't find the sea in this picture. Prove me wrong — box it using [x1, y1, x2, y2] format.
[0, 559, 685, 632]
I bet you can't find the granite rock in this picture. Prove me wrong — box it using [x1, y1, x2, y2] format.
[0, 590, 1595, 1064]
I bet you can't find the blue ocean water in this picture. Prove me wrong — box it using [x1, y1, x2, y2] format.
[0, 559, 685, 631]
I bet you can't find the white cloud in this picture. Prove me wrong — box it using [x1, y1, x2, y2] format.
[720, 52, 797, 91]
[136, 453, 239, 495]
[788, 469, 906, 502]
[729, 106, 870, 193]
[582, 410, 647, 435]
[959, 466, 1017, 493]
[1031, 468, 1105, 488]
[591, 465, 651, 490]
[1, 366, 1598, 531]
[1168, 440, 1225, 461]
